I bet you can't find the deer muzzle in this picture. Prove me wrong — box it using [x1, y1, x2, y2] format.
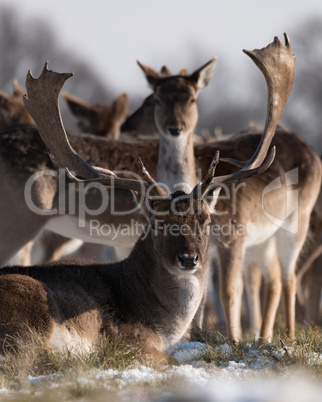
[178, 254, 199, 270]
[168, 126, 182, 137]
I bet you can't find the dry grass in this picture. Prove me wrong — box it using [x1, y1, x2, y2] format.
[0, 333, 142, 390]
[0, 325, 319, 400]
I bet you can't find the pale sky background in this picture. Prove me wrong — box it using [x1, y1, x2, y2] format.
[1, 0, 322, 99]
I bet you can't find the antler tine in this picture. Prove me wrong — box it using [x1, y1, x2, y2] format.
[221, 33, 295, 173]
[296, 243, 322, 306]
[213, 146, 276, 185]
[24, 62, 99, 180]
[137, 157, 169, 197]
[192, 150, 220, 200]
[65, 156, 167, 196]
[66, 168, 150, 194]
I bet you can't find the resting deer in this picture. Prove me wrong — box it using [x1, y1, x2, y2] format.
[0, 35, 319, 343]
[0, 141, 268, 362]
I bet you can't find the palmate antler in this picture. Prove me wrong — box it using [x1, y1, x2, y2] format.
[23, 62, 220, 199]
[216, 33, 295, 184]
[24, 33, 294, 198]
[23, 63, 154, 195]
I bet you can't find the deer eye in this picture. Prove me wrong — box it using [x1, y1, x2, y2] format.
[189, 97, 196, 104]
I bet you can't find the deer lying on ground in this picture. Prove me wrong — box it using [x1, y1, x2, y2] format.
[0, 36, 319, 343]
[0, 130, 271, 362]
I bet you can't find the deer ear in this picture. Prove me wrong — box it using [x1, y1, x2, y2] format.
[204, 186, 221, 215]
[0, 91, 11, 110]
[189, 58, 217, 92]
[13, 80, 25, 98]
[137, 61, 163, 89]
[160, 65, 171, 76]
[63, 93, 95, 120]
[111, 93, 129, 117]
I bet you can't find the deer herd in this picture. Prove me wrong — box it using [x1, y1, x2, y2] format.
[0, 33, 320, 364]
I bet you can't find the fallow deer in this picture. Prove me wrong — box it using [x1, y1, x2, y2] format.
[0, 36, 319, 344]
[0, 142, 270, 362]
[0, 57, 279, 360]
[65, 65, 172, 140]
[63, 92, 129, 139]
[0, 83, 131, 266]
[297, 184, 322, 327]
[131, 34, 321, 341]
[0, 58, 217, 266]
[0, 80, 33, 128]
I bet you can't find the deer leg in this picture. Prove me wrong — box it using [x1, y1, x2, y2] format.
[243, 261, 262, 338]
[304, 260, 322, 327]
[259, 245, 282, 343]
[210, 250, 225, 326]
[245, 239, 282, 343]
[282, 271, 297, 337]
[277, 217, 311, 338]
[217, 239, 244, 342]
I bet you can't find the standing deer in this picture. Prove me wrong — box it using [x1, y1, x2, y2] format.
[131, 34, 321, 341]
[297, 184, 322, 327]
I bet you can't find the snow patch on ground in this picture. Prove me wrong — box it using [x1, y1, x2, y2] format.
[1, 342, 321, 401]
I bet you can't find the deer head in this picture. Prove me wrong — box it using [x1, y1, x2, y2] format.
[121, 94, 158, 137]
[63, 92, 129, 139]
[121, 65, 175, 137]
[133, 152, 221, 274]
[0, 80, 33, 128]
[136, 58, 217, 138]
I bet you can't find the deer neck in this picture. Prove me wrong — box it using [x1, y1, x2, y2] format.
[156, 132, 197, 191]
[126, 237, 206, 350]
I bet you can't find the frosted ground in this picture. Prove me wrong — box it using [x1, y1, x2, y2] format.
[1, 340, 321, 401]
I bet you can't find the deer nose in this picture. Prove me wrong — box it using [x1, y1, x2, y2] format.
[178, 254, 199, 270]
[168, 126, 182, 136]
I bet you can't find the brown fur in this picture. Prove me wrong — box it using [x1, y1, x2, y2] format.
[0, 81, 33, 129]
[0, 126, 319, 265]
[0, 194, 213, 363]
[64, 92, 129, 139]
